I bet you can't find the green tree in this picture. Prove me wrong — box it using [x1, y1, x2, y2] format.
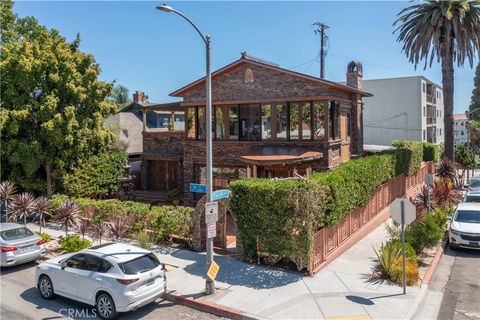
[109, 84, 131, 111]
[469, 62, 480, 120]
[467, 120, 480, 152]
[0, 1, 116, 196]
[394, 0, 480, 160]
[455, 144, 476, 168]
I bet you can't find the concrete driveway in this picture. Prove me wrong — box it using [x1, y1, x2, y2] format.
[0, 260, 224, 320]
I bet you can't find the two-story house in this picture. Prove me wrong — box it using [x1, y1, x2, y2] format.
[135, 53, 371, 205]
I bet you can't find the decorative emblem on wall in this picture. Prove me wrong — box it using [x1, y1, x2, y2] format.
[244, 68, 254, 83]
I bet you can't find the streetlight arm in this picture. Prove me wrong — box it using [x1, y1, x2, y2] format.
[168, 8, 208, 45]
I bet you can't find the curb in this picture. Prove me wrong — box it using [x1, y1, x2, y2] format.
[405, 243, 445, 320]
[165, 292, 257, 320]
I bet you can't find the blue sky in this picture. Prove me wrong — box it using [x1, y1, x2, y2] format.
[14, 1, 478, 113]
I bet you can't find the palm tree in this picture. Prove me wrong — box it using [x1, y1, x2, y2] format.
[33, 197, 52, 233]
[107, 216, 130, 242]
[395, 1, 480, 160]
[0, 181, 17, 222]
[56, 200, 80, 236]
[9, 193, 35, 225]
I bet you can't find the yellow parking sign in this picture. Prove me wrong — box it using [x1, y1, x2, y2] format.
[207, 261, 220, 280]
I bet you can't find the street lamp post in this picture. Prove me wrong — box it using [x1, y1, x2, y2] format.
[156, 4, 215, 295]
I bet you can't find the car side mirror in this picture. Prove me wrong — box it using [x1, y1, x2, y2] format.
[60, 262, 67, 270]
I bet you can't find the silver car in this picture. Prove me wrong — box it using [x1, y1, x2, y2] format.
[468, 177, 480, 192]
[0, 223, 46, 267]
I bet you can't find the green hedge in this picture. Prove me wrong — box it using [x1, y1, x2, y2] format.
[151, 205, 194, 242]
[391, 140, 424, 174]
[422, 142, 438, 162]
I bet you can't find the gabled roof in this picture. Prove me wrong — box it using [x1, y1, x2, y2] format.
[169, 53, 372, 97]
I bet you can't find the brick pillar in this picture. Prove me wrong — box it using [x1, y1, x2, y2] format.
[350, 97, 364, 156]
[183, 150, 194, 206]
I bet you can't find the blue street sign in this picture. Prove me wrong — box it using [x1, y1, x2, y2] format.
[189, 183, 207, 193]
[212, 189, 230, 201]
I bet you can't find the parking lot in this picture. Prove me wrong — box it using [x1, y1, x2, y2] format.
[0, 261, 224, 320]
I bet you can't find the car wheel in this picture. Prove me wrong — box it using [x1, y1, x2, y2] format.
[38, 275, 55, 299]
[449, 241, 457, 250]
[96, 293, 118, 320]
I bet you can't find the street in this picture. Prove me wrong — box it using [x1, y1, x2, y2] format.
[0, 261, 225, 320]
[437, 246, 480, 320]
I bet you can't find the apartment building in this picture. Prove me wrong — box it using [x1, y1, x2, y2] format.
[362, 76, 444, 146]
[454, 113, 468, 146]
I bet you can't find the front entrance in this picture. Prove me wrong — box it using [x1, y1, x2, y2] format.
[146, 160, 179, 191]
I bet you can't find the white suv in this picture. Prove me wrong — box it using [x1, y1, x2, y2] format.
[35, 243, 166, 319]
[449, 203, 480, 250]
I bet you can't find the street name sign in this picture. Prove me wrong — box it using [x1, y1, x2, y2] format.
[212, 189, 230, 201]
[207, 222, 216, 239]
[189, 183, 207, 193]
[207, 261, 220, 280]
[205, 202, 219, 223]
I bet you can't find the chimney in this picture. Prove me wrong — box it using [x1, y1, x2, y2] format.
[346, 61, 363, 91]
[133, 90, 143, 103]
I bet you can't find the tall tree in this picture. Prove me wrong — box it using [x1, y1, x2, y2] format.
[470, 62, 480, 120]
[394, 0, 480, 160]
[0, 1, 116, 196]
[109, 84, 131, 111]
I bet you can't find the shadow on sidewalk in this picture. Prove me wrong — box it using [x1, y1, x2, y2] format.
[346, 293, 405, 306]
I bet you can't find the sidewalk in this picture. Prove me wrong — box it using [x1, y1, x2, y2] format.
[30, 220, 424, 320]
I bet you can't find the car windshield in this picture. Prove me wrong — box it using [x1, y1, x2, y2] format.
[464, 195, 480, 203]
[118, 253, 160, 275]
[455, 210, 480, 224]
[469, 180, 480, 188]
[0, 227, 35, 241]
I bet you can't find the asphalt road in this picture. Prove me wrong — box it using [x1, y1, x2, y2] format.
[437, 246, 480, 320]
[0, 261, 225, 320]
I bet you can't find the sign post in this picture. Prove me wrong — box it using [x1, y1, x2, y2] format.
[390, 198, 416, 294]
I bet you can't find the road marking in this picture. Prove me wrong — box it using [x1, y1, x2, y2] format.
[326, 316, 372, 320]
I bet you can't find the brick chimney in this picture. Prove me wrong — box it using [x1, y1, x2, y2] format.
[346, 61, 363, 91]
[133, 90, 143, 103]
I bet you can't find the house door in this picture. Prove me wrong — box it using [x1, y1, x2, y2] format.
[147, 161, 179, 191]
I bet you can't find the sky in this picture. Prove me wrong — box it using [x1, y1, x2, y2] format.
[14, 1, 479, 113]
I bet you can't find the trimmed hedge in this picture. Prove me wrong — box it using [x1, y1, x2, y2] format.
[422, 142, 438, 162]
[391, 140, 424, 175]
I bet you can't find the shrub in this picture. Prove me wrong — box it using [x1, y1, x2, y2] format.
[422, 142, 438, 162]
[58, 235, 91, 252]
[35, 231, 51, 242]
[389, 240, 418, 266]
[151, 205, 194, 243]
[437, 158, 456, 181]
[431, 205, 454, 230]
[135, 231, 154, 250]
[389, 258, 419, 286]
[405, 214, 443, 254]
[433, 178, 461, 207]
[391, 140, 424, 175]
[373, 241, 402, 277]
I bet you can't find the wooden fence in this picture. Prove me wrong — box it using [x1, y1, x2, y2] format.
[308, 161, 434, 275]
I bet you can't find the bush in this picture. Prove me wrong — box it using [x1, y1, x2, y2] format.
[35, 231, 51, 242]
[151, 205, 194, 243]
[391, 140, 424, 175]
[406, 214, 444, 254]
[389, 258, 419, 286]
[373, 241, 402, 277]
[135, 231, 154, 250]
[389, 240, 418, 266]
[422, 142, 438, 162]
[58, 235, 91, 252]
[431, 205, 453, 230]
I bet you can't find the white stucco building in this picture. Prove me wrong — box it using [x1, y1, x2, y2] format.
[362, 76, 444, 146]
[454, 114, 468, 146]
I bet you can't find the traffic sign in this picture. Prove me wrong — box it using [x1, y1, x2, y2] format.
[390, 198, 416, 225]
[205, 202, 219, 223]
[207, 261, 220, 280]
[212, 189, 230, 201]
[190, 183, 207, 193]
[207, 222, 216, 239]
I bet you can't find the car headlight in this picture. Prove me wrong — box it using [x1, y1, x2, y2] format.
[450, 227, 460, 236]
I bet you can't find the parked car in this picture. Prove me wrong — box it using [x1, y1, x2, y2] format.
[0, 223, 46, 267]
[35, 243, 166, 320]
[468, 176, 480, 192]
[463, 191, 480, 203]
[449, 203, 480, 250]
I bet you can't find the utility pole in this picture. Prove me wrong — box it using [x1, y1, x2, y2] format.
[313, 22, 329, 79]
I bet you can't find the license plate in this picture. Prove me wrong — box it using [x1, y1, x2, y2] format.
[146, 278, 155, 286]
[469, 242, 480, 247]
[20, 245, 34, 252]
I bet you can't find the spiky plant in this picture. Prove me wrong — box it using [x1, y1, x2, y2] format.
[91, 221, 107, 244]
[56, 200, 80, 237]
[76, 219, 91, 240]
[107, 216, 130, 242]
[0, 181, 18, 222]
[373, 241, 402, 278]
[9, 193, 35, 225]
[436, 158, 456, 181]
[433, 178, 461, 207]
[415, 186, 434, 219]
[33, 196, 51, 233]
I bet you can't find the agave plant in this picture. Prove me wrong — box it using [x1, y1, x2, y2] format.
[33, 196, 51, 233]
[107, 216, 130, 242]
[414, 186, 434, 219]
[91, 221, 107, 244]
[56, 200, 80, 236]
[0, 181, 18, 222]
[433, 178, 461, 207]
[436, 158, 456, 182]
[76, 219, 91, 240]
[8, 193, 35, 225]
[373, 241, 402, 278]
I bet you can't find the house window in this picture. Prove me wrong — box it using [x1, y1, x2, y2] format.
[228, 106, 239, 140]
[289, 103, 301, 140]
[214, 106, 225, 140]
[275, 103, 288, 140]
[439, 128, 442, 136]
[197, 107, 206, 140]
[301, 102, 312, 140]
[423, 83, 426, 93]
[423, 130, 426, 141]
[347, 112, 352, 139]
[261, 104, 272, 140]
[328, 101, 340, 139]
[312, 102, 326, 140]
[423, 106, 426, 117]
[239, 104, 261, 141]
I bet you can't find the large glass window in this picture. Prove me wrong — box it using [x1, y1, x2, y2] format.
[186, 108, 196, 139]
[289, 103, 300, 140]
[301, 102, 312, 140]
[313, 102, 326, 140]
[329, 101, 340, 139]
[239, 104, 261, 141]
[197, 107, 206, 140]
[215, 106, 225, 140]
[275, 103, 288, 140]
[261, 104, 272, 140]
[228, 106, 239, 140]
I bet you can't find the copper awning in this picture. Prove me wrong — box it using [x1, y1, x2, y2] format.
[240, 146, 323, 165]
